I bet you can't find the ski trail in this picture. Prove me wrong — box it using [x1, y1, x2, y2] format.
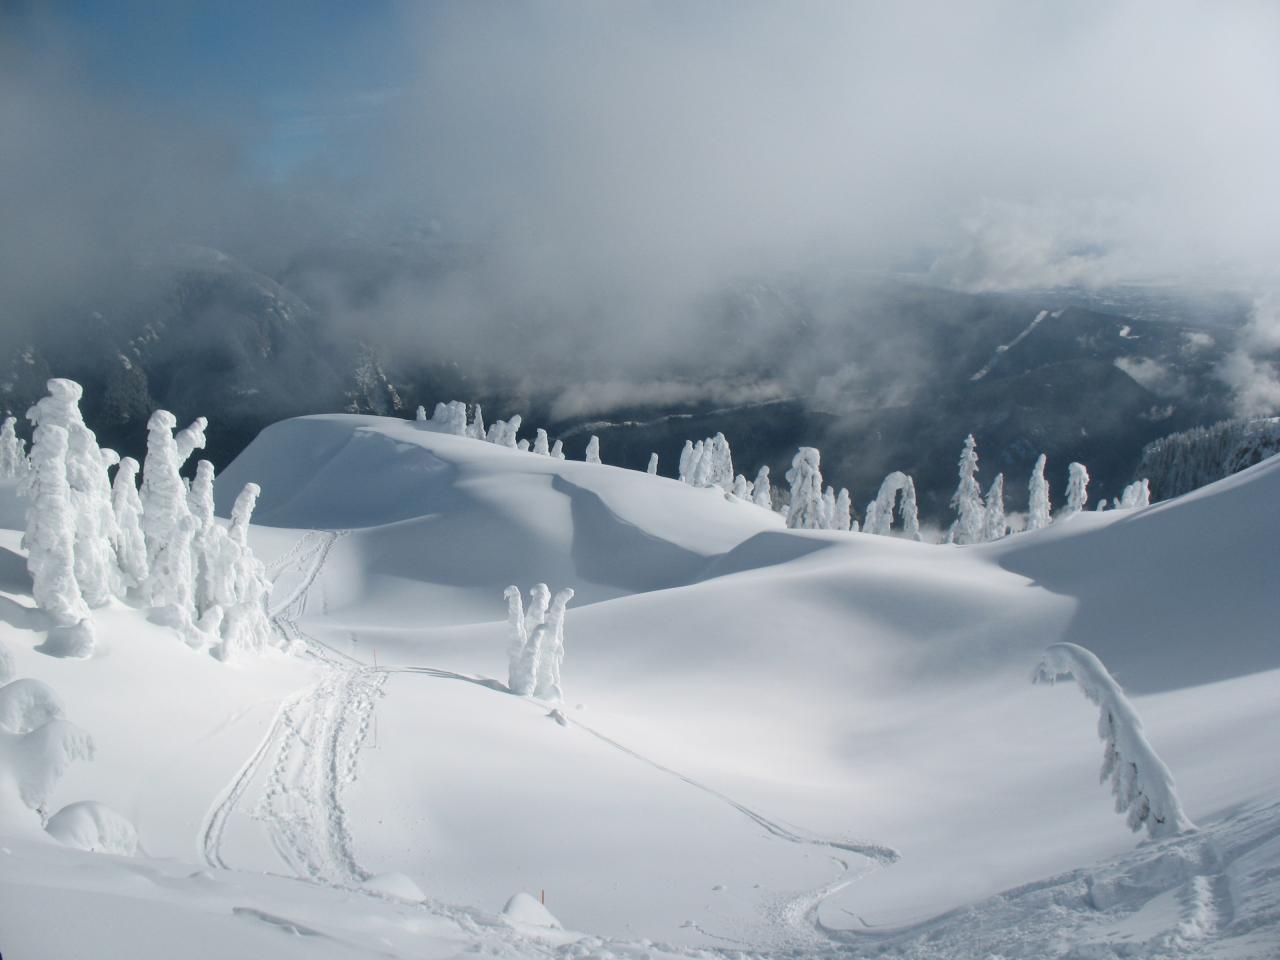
[971, 309, 1050, 381]
[200, 527, 373, 881]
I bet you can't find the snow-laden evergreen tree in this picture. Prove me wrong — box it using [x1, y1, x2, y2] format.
[785, 448, 825, 529]
[140, 411, 193, 606]
[550, 439, 565, 460]
[752, 466, 772, 508]
[430, 401, 468, 436]
[647, 453, 659, 475]
[535, 587, 574, 701]
[585, 435, 601, 464]
[110, 457, 148, 591]
[947, 434, 985, 545]
[832, 488, 853, 532]
[504, 586, 527, 692]
[187, 460, 217, 610]
[864, 471, 919, 539]
[1034, 642, 1196, 839]
[23, 425, 89, 627]
[0, 416, 28, 479]
[679, 440, 695, 482]
[517, 439, 530, 452]
[467, 404, 486, 440]
[174, 416, 207, 467]
[534, 429, 550, 456]
[707, 434, 733, 490]
[1117, 479, 1151, 509]
[731, 474, 750, 499]
[207, 483, 277, 660]
[149, 513, 199, 643]
[512, 625, 545, 698]
[415, 405, 427, 422]
[981, 474, 1007, 542]
[1028, 454, 1051, 531]
[1062, 462, 1090, 519]
[820, 487, 836, 529]
[486, 414, 521, 448]
[26, 379, 121, 606]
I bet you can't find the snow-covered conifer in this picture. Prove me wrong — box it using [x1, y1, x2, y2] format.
[679, 440, 695, 482]
[1118, 479, 1151, 509]
[0, 416, 27, 479]
[731, 474, 750, 499]
[25, 379, 121, 606]
[23, 426, 88, 626]
[1062, 462, 1090, 519]
[947, 434, 985, 545]
[110, 458, 147, 590]
[534, 429, 550, 456]
[708, 434, 733, 490]
[174, 416, 208, 467]
[1033, 642, 1195, 839]
[467, 404, 486, 440]
[647, 453, 658, 476]
[550, 439, 565, 459]
[504, 586, 527, 692]
[517, 439, 530, 452]
[785, 448, 824, 530]
[415, 405, 427, 422]
[188, 460, 217, 608]
[535, 588, 573, 702]
[981, 474, 1007, 542]
[833, 488, 853, 532]
[752, 466, 772, 508]
[149, 513, 199, 643]
[585, 435, 601, 464]
[821, 486, 837, 530]
[1028, 454, 1051, 531]
[140, 411, 192, 603]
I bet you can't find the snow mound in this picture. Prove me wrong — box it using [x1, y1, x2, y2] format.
[502, 891, 562, 928]
[360, 872, 424, 901]
[0, 678, 65, 733]
[37, 619, 95, 659]
[45, 800, 139, 856]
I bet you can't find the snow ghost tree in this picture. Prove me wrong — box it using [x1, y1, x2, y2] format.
[174, 416, 207, 466]
[947, 434, 985, 545]
[467, 404, 486, 440]
[517, 439, 530, 452]
[679, 440, 695, 482]
[535, 588, 574, 702]
[585, 436, 601, 464]
[22, 425, 89, 628]
[550, 439, 565, 460]
[0, 417, 27, 479]
[647, 453, 659, 476]
[752, 466, 772, 508]
[26, 379, 121, 607]
[1062, 462, 1090, 519]
[206, 483, 277, 661]
[1033, 643, 1195, 839]
[429, 401, 468, 436]
[785, 448, 825, 530]
[140, 411, 193, 605]
[504, 586, 527, 693]
[534, 429, 551, 456]
[981, 474, 1007, 542]
[832, 488, 853, 532]
[1028, 454, 1051, 531]
[731, 474, 750, 499]
[1117, 479, 1151, 509]
[109, 458, 148, 591]
[415, 405, 427, 422]
[866, 472, 920, 540]
[820, 487, 837, 530]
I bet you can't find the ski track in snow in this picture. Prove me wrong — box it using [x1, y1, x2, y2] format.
[970, 309, 1051, 381]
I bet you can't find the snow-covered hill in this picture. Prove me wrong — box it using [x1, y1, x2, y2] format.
[2, 413, 1278, 959]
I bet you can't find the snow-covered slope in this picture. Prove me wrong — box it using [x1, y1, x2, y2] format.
[3, 413, 1278, 959]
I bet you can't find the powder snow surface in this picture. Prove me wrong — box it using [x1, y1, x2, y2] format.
[1, 413, 1278, 959]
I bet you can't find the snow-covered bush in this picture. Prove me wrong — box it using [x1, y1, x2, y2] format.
[429, 401, 468, 436]
[785, 448, 825, 529]
[0, 678, 64, 734]
[0, 670, 93, 821]
[487, 415, 521, 448]
[550, 439, 565, 459]
[647, 453, 659, 476]
[981, 474, 1007, 542]
[1033, 642, 1195, 839]
[1061, 462, 1090, 519]
[1028, 453, 1051, 531]
[947, 434, 985, 545]
[0, 416, 28, 479]
[415, 405, 427, 422]
[585, 435, 601, 464]
[534, 429, 551, 456]
[467, 404, 486, 440]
